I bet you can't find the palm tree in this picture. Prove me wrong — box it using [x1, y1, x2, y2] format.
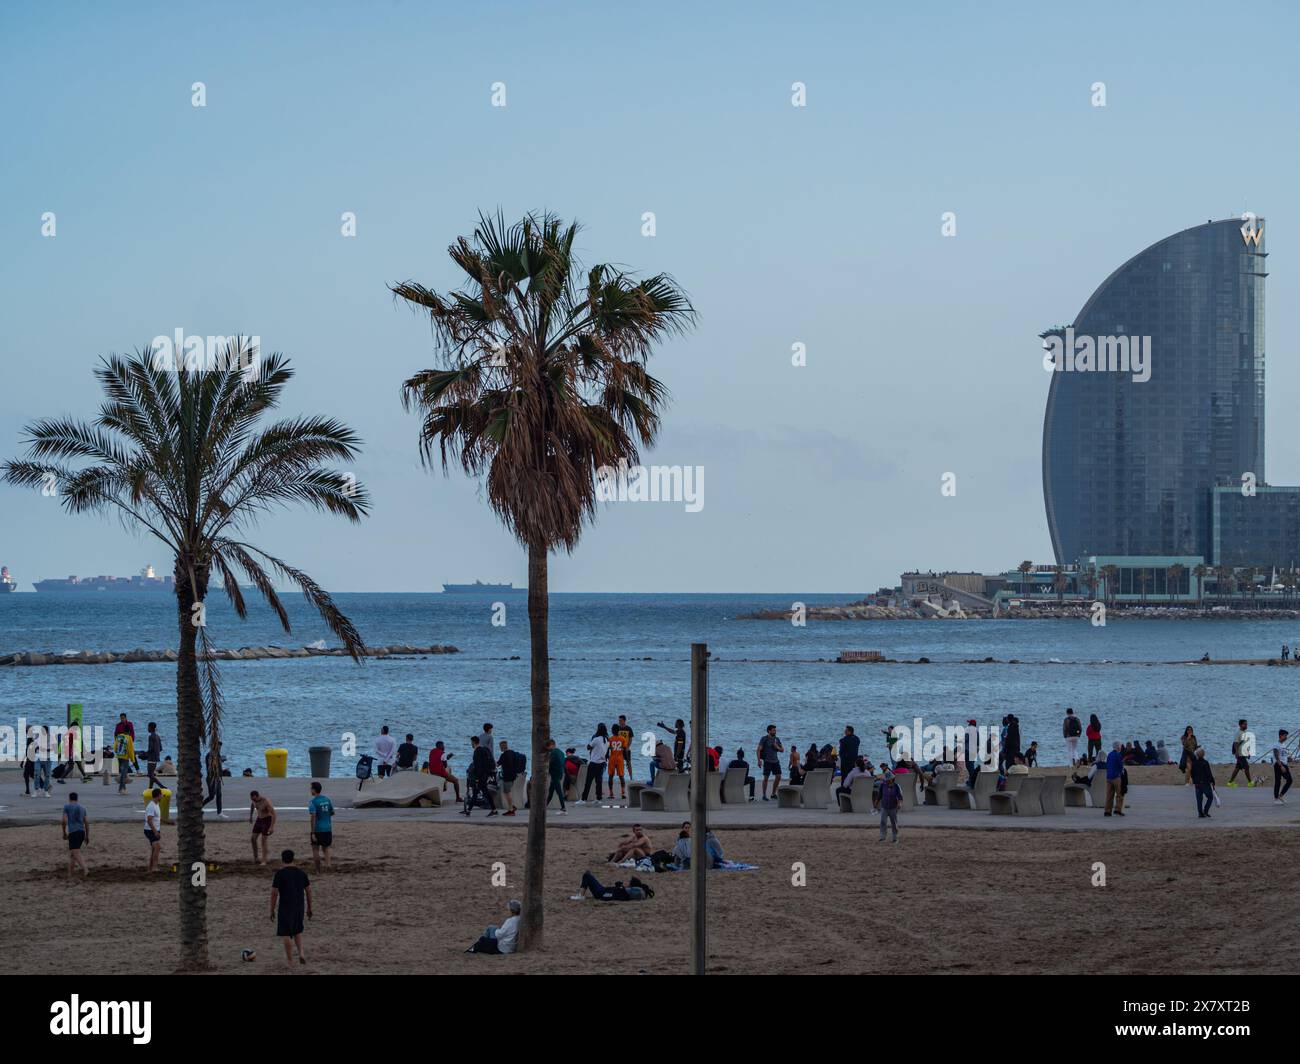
[1100, 564, 1120, 605]
[1214, 564, 1235, 601]
[1136, 568, 1151, 603]
[1052, 564, 1068, 603]
[1018, 560, 1034, 600]
[2, 344, 369, 970]
[393, 211, 694, 950]
[1166, 563, 1187, 604]
[1192, 563, 1208, 606]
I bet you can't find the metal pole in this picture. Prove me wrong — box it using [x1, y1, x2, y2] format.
[690, 642, 708, 975]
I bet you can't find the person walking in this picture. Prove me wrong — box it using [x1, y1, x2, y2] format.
[606, 725, 629, 802]
[270, 849, 313, 969]
[757, 724, 784, 800]
[144, 787, 164, 873]
[1227, 718, 1254, 787]
[497, 739, 524, 815]
[1190, 747, 1215, 818]
[546, 738, 567, 814]
[1086, 714, 1102, 762]
[462, 735, 497, 816]
[877, 768, 903, 843]
[34, 725, 53, 796]
[308, 781, 335, 872]
[1272, 729, 1293, 804]
[203, 739, 226, 816]
[580, 723, 609, 803]
[21, 726, 37, 797]
[1178, 725, 1198, 784]
[143, 722, 163, 788]
[1063, 707, 1082, 766]
[61, 791, 90, 878]
[114, 728, 135, 794]
[1104, 741, 1125, 817]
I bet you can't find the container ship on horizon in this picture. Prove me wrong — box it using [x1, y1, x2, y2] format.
[32, 564, 176, 593]
[442, 580, 522, 594]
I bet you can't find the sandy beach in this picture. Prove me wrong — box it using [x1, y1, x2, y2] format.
[3, 811, 1298, 975]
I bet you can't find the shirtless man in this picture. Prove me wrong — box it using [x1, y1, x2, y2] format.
[249, 790, 277, 864]
[608, 824, 654, 863]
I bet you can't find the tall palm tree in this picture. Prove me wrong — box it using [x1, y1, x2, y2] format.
[1214, 564, 1235, 601]
[1192, 563, 1208, 606]
[1166, 563, 1187, 604]
[1018, 560, 1034, 600]
[393, 211, 694, 950]
[1136, 568, 1151, 604]
[1100, 564, 1120, 605]
[1052, 564, 1068, 603]
[2, 344, 369, 970]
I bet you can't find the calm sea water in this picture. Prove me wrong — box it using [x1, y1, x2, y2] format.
[3, 592, 1297, 775]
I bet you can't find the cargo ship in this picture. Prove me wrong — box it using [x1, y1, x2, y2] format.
[442, 581, 522, 594]
[33, 564, 176, 593]
[1, 567, 16, 593]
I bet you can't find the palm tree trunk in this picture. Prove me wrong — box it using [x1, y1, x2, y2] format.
[174, 561, 210, 971]
[519, 539, 550, 950]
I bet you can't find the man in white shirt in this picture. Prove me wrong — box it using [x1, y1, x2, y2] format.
[1272, 729, 1292, 804]
[144, 787, 163, 873]
[469, 899, 520, 955]
[374, 726, 397, 779]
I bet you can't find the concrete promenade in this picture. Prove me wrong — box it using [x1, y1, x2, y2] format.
[3, 771, 1297, 832]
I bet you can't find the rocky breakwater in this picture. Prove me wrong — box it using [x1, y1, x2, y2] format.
[739, 601, 925, 621]
[2, 644, 459, 667]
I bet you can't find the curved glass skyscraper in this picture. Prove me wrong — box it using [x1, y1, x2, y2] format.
[1042, 218, 1267, 563]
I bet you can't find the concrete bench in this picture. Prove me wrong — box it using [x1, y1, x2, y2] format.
[988, 775, 1044, 816]
[721, 765, 749, 803]
[1066, 771, 1108, 808]
[639, 771, 689, 812]
[1039, 775, 1066, 814]
[947, 769, 999, 810]
[491, 775, 526, 811]
[627, 781, 648, 808]
[837, 775, 875, 813]
[924, 772, 959, 806]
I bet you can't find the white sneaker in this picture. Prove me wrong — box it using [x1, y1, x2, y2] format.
[22, 792, 32, 798]
[1276, 798, 1287, 805]
[218, 812, 229, 818]
[555, 809, 566, 815]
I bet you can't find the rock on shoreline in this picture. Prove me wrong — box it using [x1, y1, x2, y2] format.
[738, 602, 1300, 621]
[1, 644, 459, 667]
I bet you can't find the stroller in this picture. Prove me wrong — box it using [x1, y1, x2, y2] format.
[356, 754, 375, 790]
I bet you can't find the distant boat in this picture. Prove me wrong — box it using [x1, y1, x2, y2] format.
[1, 566, 16, 593]
[442, 581, 522, 594]
[33, 564, 181, 593]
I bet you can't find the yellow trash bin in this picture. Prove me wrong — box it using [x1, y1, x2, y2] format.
[141, 786, 172, 822]
[265, 748, 289, 778]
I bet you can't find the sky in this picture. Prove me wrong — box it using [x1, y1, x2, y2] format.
[1, 0, 1298, 593]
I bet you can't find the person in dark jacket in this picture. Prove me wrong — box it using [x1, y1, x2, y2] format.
[462, 735, 498, 817]
[1190, 747, 1215, 818]
[143, 722, 163, 787]
[838, 726, 861, 783]
[1003, 715, 1021, 770]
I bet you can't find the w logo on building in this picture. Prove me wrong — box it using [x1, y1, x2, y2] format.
[1241, 212, 1264, 247]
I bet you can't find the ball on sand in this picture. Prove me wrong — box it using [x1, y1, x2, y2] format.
[241, 949, 256, 962]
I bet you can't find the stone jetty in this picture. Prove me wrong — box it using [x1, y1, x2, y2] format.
[1, 644, 459, 667]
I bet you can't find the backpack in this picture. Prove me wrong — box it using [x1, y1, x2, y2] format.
[1066, 716, 1082, 737]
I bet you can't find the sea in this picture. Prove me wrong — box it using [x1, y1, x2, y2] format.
[2, 592, 1297, 776]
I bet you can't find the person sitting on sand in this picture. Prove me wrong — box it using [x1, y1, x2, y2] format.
[1143, 740, 1158, 766]
[427, 741, 461, 801]
[467, 899, 521, 954]
[609, 824, 654, 863]
[249, 790, 277, 864]
[1154, 740, 1171, 765]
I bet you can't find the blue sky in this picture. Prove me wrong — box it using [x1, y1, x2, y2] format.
[1, 0, 1297, 592]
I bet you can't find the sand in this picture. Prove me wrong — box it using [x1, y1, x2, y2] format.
[3, 817, 1297, 974]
